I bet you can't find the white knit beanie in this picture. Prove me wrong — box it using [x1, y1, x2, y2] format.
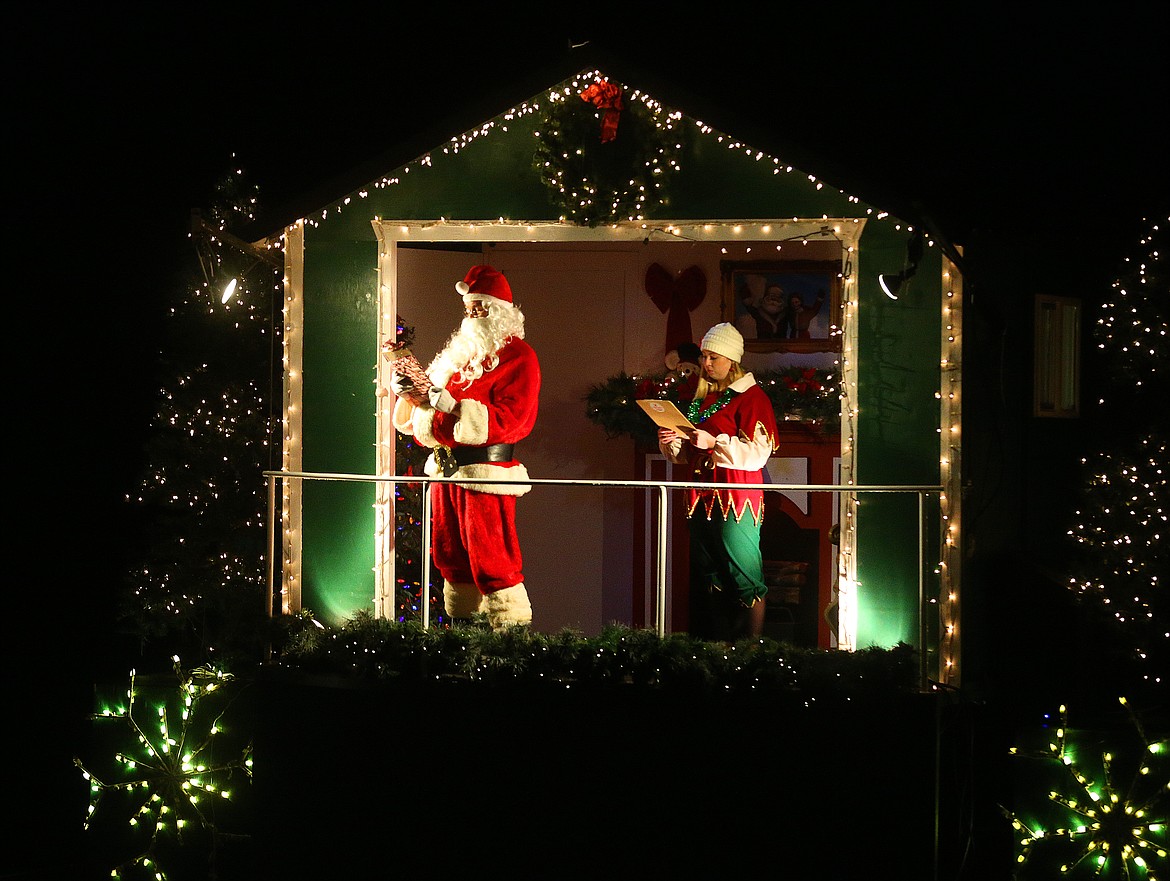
[700, 322, 744, 363]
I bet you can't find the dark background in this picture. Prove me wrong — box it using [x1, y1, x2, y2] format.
[9, 6, 1168, 878]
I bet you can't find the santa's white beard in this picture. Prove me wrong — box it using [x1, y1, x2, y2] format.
[428, 300, 525, 387]
[460, 315, 500, 351]
[429, 317, 508, 387]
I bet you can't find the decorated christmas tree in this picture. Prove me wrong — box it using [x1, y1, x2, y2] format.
[121, 165, 282, 667]
[1066, 216, 1167, 690]
[123, 175, 450, 666]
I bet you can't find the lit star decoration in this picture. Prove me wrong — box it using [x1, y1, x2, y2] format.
[1005, 699, 1168, 879]
[75, 658, 253, 880]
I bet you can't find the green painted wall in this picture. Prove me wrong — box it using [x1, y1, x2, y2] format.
[854, 227, 943, 649]
[300, 239, 380, 624]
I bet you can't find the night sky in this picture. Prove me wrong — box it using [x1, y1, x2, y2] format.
[10, 8, 1168, 874]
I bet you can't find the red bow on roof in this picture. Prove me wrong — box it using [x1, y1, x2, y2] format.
[580, 81, 624, 143]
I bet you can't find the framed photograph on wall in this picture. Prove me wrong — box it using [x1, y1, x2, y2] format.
[721, 260, 843, 353]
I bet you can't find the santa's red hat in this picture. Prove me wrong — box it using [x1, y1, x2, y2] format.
[455, 264, 513, 305]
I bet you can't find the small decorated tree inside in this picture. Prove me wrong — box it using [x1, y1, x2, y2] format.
[384, 316, 448, 625]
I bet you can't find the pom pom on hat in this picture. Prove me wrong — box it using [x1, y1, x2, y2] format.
[455, 264, 513, 305]
[700, 323, 744, 363]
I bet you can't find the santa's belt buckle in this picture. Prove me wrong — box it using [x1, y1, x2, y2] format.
[435, 445, 459, 477]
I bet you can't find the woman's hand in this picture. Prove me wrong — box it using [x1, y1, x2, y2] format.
[688, 429, 717, 450]
[657, 427, 680, 445]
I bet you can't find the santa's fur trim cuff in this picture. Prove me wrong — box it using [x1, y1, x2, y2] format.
[484, 583, 532, 630]
[443, 581, 484, 618]
[412, 405, 438, 448]
[391, 396, 416, 434]
[452, 399, 489, 445]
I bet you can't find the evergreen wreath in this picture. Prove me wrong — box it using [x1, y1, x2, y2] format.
[533, 76, 685, 226]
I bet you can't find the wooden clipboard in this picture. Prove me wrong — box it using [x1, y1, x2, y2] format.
[637, 399, 695, 434]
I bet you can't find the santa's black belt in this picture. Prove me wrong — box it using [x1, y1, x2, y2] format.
[435, 443, 515, 476]
[453, 443, 514, 466]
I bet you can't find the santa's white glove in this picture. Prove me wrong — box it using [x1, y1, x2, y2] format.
[428, 386, 458, 414]
[390, 374, 414, 398]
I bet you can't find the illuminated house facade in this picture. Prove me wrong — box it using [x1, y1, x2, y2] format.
[247, 63, 966, 686]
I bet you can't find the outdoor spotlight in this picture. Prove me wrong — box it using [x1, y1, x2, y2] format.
[880, 271, 907, 300]
[221, 277, 238, 304]
[880, 231, 926, 301]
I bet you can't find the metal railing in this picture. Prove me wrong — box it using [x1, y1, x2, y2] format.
[264, 470, 942, 680]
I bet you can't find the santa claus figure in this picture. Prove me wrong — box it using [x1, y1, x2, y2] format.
[391, 265, 541, 630]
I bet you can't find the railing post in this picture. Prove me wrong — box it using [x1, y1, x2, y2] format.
[265, 472, 277, 663]
[657, 484, 668, 637]
[918, 490, 927, 690]
[266, 472, 276, 619]
[422, 484, 432, 630]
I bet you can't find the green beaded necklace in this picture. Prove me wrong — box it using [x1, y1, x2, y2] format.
[684, 387, 735, 424]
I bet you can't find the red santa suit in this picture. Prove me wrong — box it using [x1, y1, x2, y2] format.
[391, 265, 541, 630]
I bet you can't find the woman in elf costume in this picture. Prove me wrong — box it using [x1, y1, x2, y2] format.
[657, 323, 778, 641]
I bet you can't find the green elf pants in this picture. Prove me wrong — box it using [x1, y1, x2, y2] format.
[687, 510, 767, 642]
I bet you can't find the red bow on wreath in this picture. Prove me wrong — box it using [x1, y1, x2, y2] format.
[645, 263, 706, 361]
[579, 81, 624, 143]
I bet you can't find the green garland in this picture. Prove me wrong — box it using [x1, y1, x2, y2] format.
[277, 610, 917, 702]
[533, 78, 685, 226]
[585, 367, 842, 446]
